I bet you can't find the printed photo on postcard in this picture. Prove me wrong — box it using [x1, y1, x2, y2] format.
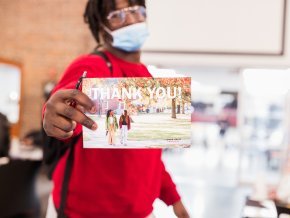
[82, 77, 191, 148]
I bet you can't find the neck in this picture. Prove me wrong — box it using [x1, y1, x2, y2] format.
[104, 44, 141, 63]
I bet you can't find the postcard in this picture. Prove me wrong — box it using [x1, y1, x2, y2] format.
[82, 77, 191, 148]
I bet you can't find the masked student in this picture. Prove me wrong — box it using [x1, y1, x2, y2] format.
[43, 0, 189, 217]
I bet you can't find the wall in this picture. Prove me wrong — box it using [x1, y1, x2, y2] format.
[142, 0, 290, 68]
[0, 0, 95, 136]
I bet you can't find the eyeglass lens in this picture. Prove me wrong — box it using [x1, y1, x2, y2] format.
[108, 6, 146, 27]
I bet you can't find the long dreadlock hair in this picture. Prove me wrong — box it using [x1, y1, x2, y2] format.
[83, 0, 146, 44]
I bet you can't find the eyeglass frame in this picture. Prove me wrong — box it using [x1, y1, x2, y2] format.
[106, 5, 147, 26]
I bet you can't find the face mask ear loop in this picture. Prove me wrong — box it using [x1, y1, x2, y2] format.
[101, 24, 114, 44]
[101, 24, 112, 35]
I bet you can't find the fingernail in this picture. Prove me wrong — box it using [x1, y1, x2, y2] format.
[91, 123, 97, 130]
[90, 106, 97, 113]
[72, 121, 77, 130]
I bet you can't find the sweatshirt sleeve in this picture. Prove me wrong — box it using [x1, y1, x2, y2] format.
[42, 55, 106, 138]
[159, 160, 181, 206]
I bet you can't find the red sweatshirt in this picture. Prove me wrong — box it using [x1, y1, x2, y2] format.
[46, 51, 180, 218]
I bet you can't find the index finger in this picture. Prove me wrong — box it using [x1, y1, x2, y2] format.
[55, 102, 98, 131]
[57, 89, 96, 113]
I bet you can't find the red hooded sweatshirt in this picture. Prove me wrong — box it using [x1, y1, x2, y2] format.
[45, 51, 180, 218]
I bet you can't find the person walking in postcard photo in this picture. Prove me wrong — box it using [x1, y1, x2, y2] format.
[119, 110, 131, 145]
[106, 109, 118, 145]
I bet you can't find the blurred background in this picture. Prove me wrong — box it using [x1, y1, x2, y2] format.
[0, 0, 290, 217]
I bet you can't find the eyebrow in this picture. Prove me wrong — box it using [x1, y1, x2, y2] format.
[115, 4, 130, 10]
[115, 0, 139, 10]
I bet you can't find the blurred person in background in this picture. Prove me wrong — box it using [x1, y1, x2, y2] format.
[21, 130, 43, 148]
[269, 159, 290, 204]
[0, 113, 41, 218]
[43, 0, 189, 217]
[265, 159, 290, 217]
[0, 112, 10, 160]
[9, 130, 43, 161]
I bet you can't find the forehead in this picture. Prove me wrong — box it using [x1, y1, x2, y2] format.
[115, 0, 129, 9]
[114, 0, 138, 10]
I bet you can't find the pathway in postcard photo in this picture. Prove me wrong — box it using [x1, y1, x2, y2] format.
[83, 113, 191, 148]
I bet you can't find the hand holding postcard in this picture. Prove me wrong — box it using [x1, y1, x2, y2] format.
[82, 77, 191, 148]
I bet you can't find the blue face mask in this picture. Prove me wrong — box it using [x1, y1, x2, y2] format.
[104, 22, 149, 52]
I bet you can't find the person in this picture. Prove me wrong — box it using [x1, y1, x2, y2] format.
[0, 113, 10, 159]
[0, 113, 41, 218]
[106, 109, 118, 145]
[21, 130, 43, 148]
[268, 159, 290, 204]
[43, 0, 190, 217]
[119, 109, 131, 145]
[9, 130, 43, 161]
